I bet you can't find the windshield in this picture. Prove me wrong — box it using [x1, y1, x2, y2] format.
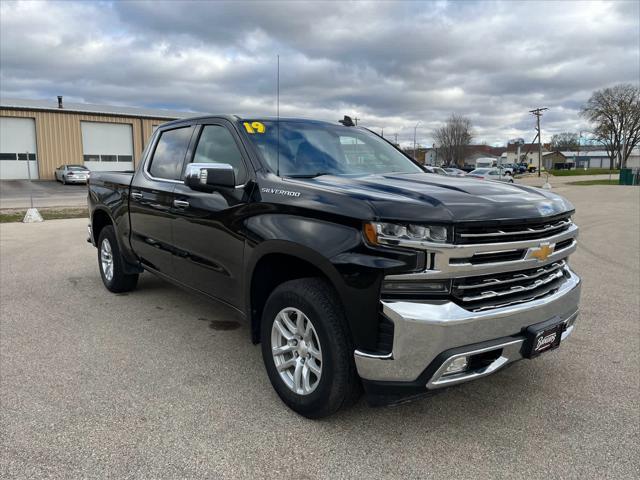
[68, 165, 88, 171]
[242, 120, 423, 177]
[470, 168, 490, 174]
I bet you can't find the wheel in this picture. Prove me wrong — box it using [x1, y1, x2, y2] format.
[62, 175, 66, 185]
[97, 225, 138, 293]
[261, 278, 361, 418]
[509, 178, 514, 183]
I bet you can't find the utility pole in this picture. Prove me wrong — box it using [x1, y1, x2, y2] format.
[353, 117, 360, 126]
[577, 130, 583, 169]
[413, 121, 421, 160]
[530, 107, 548, 177]
[381, 128, 384, 138]
[394, 133, 398, 145]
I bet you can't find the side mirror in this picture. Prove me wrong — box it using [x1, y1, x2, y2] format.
[184, 163, 236, 191]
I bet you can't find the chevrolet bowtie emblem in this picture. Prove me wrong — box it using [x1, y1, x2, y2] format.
[530, 243, 555, 262]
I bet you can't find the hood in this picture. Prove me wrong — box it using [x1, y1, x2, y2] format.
[286, 172, 574, 223]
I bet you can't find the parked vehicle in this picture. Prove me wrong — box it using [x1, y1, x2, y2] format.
[423, 166, 447, 175]
[475, 157, 497, 169]
[88, 115, 581, 418]
[468, 167, 515, 183]
[443, 167, 466, 177]
[496, 163, 515, 176]
[55, 164, 90, 184]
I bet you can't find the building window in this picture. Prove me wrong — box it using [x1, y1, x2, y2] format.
[0, 153, 18, 161]
[17, 153, 37, 161]
[83, 154, 133, 163]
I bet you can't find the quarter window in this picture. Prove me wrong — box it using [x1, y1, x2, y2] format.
[149, 126, 194, 180]
[192, 125, 247, 184]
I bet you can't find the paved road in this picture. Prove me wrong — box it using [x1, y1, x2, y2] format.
[0, 180, 87, 210]
[1, 185, 638, 479]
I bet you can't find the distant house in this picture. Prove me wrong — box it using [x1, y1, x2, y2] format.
[505, 143, 551, 165]
[542, 151, 568, 170]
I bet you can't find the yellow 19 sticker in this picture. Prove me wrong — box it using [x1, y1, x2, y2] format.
[243, 121, 266, 134]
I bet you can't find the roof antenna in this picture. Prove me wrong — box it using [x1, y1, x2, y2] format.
[276, 54, 280, 177]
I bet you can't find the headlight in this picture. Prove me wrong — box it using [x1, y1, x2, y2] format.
[364, 222, 449, 245]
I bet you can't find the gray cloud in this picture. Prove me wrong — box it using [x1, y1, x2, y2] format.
[1, 0, 638, 146]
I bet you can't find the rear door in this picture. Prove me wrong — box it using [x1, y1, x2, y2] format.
[129, 124, 195, 275]
[171, 121, 252, 307]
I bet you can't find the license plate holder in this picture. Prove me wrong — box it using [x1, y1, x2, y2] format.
[522, 319, 565, 359]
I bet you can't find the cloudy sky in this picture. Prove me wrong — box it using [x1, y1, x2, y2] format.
[1, 0, 638, 147]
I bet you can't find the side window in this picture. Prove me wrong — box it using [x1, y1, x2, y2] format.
[192, 125, 247, 184]
[148, 126, 193, 180]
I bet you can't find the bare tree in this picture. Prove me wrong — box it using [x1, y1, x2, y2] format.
[581, 84, 640, 169]
[550, 132, 579, 151]
[433, 114, 473, 167]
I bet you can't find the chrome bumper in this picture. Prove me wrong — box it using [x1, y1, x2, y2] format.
[354, 268, 581, 385]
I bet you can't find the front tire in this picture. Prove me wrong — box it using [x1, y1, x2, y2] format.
[261, 278, 361, 418]
[97, 225, 138, 293]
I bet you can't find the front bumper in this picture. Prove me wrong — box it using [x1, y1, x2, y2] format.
[354, 268, 581, 392]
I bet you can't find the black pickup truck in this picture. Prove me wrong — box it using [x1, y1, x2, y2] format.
[88, 115, 581, 418]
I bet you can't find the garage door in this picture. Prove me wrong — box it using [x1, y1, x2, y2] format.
[81, 122, 134, 172]
[0, 117, 38, 180]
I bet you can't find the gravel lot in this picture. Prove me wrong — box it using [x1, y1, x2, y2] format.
[1, 185, 638, 479]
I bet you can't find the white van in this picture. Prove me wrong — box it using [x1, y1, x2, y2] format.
[475, 157, 497, 169]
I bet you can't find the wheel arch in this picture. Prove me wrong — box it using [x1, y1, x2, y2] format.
[246, 241, 349, 345]
[91, 207, 114, 245]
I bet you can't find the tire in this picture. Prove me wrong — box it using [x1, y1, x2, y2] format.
[97, 225, 138, 293]
[261, 278, 361, 418]
[62, 175, 66, 185]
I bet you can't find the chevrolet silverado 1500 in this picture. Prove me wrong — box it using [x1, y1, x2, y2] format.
[88, 115, 581, 418]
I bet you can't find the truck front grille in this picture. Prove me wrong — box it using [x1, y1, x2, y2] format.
[454, 214, 572, 244]
[451, 261, 568, 311]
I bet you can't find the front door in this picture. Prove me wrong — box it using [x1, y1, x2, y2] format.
[171, 122, 252, 307]
[129, 124, 195, 275]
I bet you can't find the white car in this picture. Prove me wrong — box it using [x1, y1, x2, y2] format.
[54, 164, 90, 184]
[468, 167, 514, 183]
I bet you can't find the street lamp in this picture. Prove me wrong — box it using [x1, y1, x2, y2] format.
[413, 121, 421, 161]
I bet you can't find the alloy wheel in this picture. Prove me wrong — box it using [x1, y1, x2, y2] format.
[271, 307, 323, 395]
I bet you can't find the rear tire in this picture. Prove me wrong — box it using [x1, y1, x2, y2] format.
[261, 278, 361, 418]
[97, 225, 138, 293]
[62, 176, 66, 185]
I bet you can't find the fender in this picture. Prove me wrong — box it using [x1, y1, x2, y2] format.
[242, 213, 422, 351]
[91, 205, 142, 274]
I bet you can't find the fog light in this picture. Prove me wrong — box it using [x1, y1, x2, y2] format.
[444, 356, 468, 375]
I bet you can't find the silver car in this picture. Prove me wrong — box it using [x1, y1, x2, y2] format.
[54, 165, 90, 184]
[468, 167, 514, 183]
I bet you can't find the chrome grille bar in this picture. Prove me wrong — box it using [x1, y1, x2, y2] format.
[459, 219, 572, 239]
[456, 261, 565, 291]
[460, 269, 565, 303]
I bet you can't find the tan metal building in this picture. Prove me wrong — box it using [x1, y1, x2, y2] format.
[0, 97, 195, 180]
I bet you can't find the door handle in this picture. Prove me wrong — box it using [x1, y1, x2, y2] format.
[173, 199, 190, 209]
[131, 192, 143, 200]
